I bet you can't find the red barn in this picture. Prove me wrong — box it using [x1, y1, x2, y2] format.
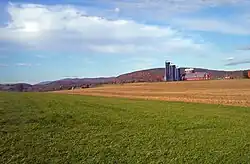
[184, 72, 210, 81]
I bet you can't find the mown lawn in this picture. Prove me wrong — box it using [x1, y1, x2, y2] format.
[1, 92, 250, 163]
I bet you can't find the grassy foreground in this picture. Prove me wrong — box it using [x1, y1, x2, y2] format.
[1, 92, 250, 163]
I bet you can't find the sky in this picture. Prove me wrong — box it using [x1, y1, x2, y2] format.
[0, 0, 250, 84]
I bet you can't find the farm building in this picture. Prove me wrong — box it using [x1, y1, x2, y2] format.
[184, 72, 210, 81]
[164, 61, 211, 81]
[182, 68, 211, 81]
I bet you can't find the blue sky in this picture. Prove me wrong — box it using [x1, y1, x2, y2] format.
[0, 0, 250, 84]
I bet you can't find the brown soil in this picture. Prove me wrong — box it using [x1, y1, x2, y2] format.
[53, 79, 250, 107]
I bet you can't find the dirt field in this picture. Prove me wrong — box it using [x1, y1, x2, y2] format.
[54, 79, 250, 107]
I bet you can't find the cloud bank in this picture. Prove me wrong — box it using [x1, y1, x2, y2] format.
[238, 46, 250, 50]
[89, 0, 250, 23]
[97, 0, 250, 15]
[0, 3, 207, 54]
[225, 59, 250, 66]
[173, 18, 250, 35]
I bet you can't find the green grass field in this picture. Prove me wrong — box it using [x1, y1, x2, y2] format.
[1, 92, 250, 163]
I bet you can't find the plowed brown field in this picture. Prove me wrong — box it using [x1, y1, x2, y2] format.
[54, 79, 250, 107]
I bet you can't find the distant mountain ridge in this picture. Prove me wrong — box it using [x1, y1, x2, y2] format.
[0, 67, 249, 92]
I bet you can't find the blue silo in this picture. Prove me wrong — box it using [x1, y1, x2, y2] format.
[165, 61, 170, 81]
[172, 65, 176, 81]
[175, 67, 178, 81]
[176, 68, 181, 81]
[169, 65, 173, 81]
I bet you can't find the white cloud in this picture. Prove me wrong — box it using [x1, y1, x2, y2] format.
[114, 7, 120, 13]
[120, 57, 160, 72]
[222, 51, 250, 66]
[225, 59, 250, 66]
[238, 46, 250, 50]
[0, 3, 207, 54]
[102, 0, 250, 19]
[16, 63, 32, 67]
[173, 18, 250, 35]
[226, 57, 235, 61]
[15, 63, 41, 67]
[95, 0, 249, 35]
[88, 44, 161, 54]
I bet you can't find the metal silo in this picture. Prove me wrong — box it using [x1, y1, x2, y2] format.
[175, 67, 179, 81]
[164, 61, 167, 81]
[172, 65, 176, 81]
[165, 61, 170, 81]
[176, 67, 181, 81]
[169, 65, 173, 81]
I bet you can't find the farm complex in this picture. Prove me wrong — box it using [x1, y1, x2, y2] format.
[164, 61, 211, 81]
[53, 61, 250, 107]
[164, 61, 250, 81]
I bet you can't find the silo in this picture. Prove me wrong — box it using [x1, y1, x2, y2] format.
[172, 65, 176, 81]
[165, 61, 170, 81]
[176, 68, 181, 81]
[168, 65, 173, 81]
[164, 61, 167, 81]
[175, 67, 179, 81]
[167, 62, 171, 81]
